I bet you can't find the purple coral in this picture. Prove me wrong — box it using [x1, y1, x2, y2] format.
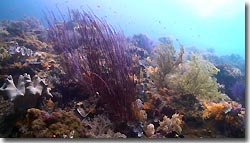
[46, 9, 137, 122]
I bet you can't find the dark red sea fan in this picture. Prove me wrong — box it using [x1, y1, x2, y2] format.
[46, 9, 137, 122]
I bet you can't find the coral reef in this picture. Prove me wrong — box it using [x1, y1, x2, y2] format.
[130, 34, 153, 53]
[230, 81, 245, 106]
[216, 64, 245, 105]
[0, 9, 245, 139]
[0, 73, 52, 111]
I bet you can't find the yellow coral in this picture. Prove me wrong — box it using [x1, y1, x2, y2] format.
[202, 102, 230, 120]
[131, 99, 147, 122]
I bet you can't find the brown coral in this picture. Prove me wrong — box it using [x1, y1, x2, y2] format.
[21, 108, 85, 138]
[131, 99, 147, 122]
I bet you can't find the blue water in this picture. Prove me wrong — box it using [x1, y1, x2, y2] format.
[0, 0, 245, 58]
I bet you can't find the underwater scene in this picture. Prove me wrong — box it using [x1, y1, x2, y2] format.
[0, 0, 246, 139]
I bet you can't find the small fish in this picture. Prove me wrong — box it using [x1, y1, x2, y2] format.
[224, 106, 232, 114]
[76, 107, 88, 117]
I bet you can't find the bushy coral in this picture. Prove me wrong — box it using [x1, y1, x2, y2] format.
[47, 9, 137, 122]
[21, 108, 85, 138]
[202, 101, 245, 124]
[202, 101, 245, 137]
[147, 37, 184, 88]
[168, 55, 229, 102]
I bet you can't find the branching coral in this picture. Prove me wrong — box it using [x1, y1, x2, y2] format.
[168, 55, 229, 102]
[46, 9, 137, 122]
[146, 37, 184, 88]
[156, 113, 183, 135]
[82, 114, 126, 138]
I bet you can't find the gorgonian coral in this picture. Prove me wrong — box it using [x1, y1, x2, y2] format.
[168, 55, 229, 102]
[46, 9, 137, 122]
[146, 37, 184, 88]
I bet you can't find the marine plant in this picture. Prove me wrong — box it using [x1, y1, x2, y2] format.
[46, 9, 137, 122]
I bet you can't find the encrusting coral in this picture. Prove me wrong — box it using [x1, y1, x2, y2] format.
[20, 108, 85, 138]
[0, 73, 52, 111]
